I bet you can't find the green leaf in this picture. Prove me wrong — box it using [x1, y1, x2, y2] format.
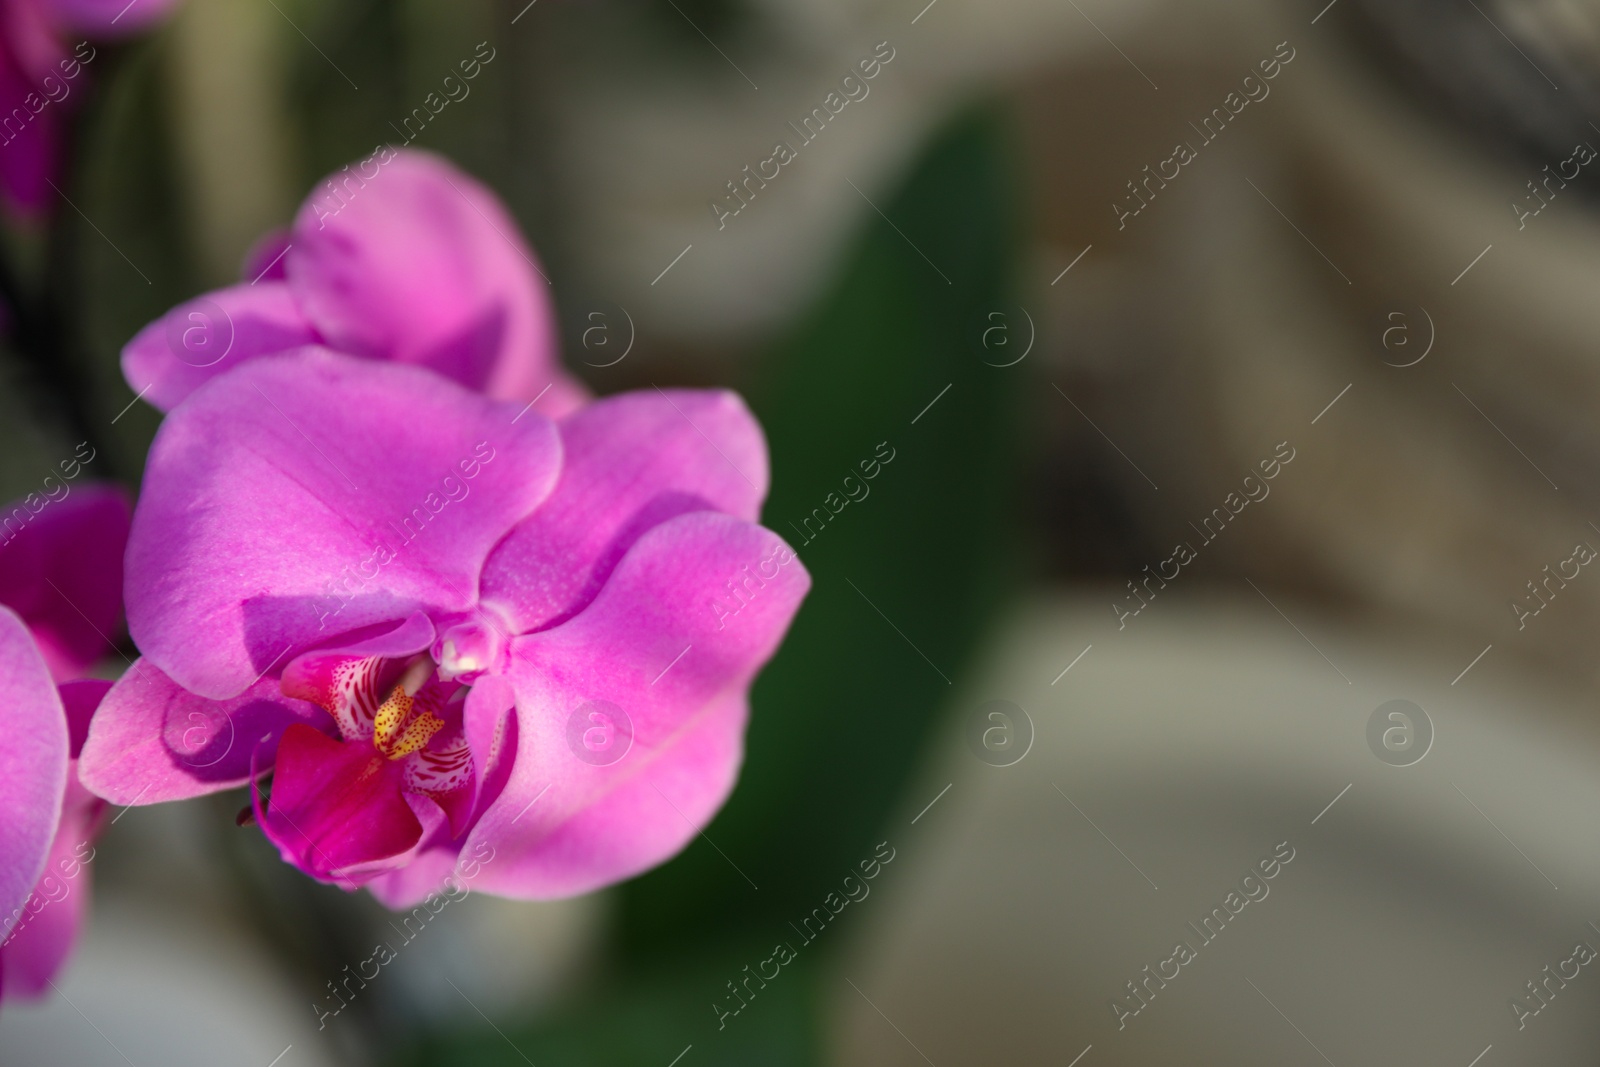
[404, 940, 819, 1067]
[616, 101, 1024, 955]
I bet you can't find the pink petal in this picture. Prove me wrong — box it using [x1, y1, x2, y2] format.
[362, 826, 467, 910]
[121, 283, 320, 413]
[329, 795, 449, 892]
[466, 511, 808, 898]
[480, 389, 769, 634]
[125, 348, 562, 700]
[49, 0, 178, 36]
[0, 770, 100, 998]
[401, 687, 476, 838]
[279, 612, 436, 743]
[0, 48, 61, 218]
[462, 673, 517, 827]
[358, 677, 516, 908]
[240, 228, 291, 283]
[57, 678, 110, 758]
[0, 481, 128, 680]
[0, 607, 68, 942]
[287, 149, 566, 403]
[257, 724, 423, 883]
[77, 658, 329, 805]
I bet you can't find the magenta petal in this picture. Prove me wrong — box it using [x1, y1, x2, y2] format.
[0, 772, 100, 998]
[50, 0, 179, 35]
[125, 348, 562, 699]
[77, 659, 329, 805]
[279, 612, 437, 741]
[287, 149, 563, 403]
[0, 482, 129, 681]
[467, 511, 808, 898]
[58, 678, 111, 759]
[0, 51, 60, 218]
[121, 283, 320, 413]
[482, 689, 746, 901]
[481, 389, 770, 633]
[0, 608, 68, 941]
[322, 794, 447, 889]
[363, 824, 465, 909]
[283, 611, 437, 682]
[462, 673, 516, 826]
[240, 229, 292, 283]
[259, 724, 422, 882]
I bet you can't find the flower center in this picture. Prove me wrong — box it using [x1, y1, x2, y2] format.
[434, 615, 507, 683]
[372, 684, 445, 760]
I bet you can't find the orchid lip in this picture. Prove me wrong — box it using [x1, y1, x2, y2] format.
[271, 635, 484, 874]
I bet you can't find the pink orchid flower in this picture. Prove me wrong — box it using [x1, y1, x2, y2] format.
[0, 480, 129, 680]
[0, 484, 128, 1000]
[80, 348, 808, 905]
[1, 671, 107, 1000]
[0, 0, 176, 215]
[122, 149, 585, 416]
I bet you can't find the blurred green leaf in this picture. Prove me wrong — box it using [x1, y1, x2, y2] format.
[405, 940, 818, 1067]
[617, 101, 1024, 951]
[404, 100, 1024, 1067]
[73, 34, 200, 484]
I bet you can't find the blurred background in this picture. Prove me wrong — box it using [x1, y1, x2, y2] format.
[6, 0, 1600, 1062]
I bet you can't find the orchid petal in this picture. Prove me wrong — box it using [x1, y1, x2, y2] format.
[240, 229, 292, 283]
[58, 678, 110, 758]
[0, 608, 67, 942]
[363, 827, 467, 910]
[0, 52, 59, 217]
[280, 612, 436, 743]
[121, 283, 318, 413]
[125, 348, 561, 699]
[77, 658, 328, 805]
[467, 512, 807, 898]
[462, 673, 517, 827]
[357, 677, 516, 906]
[0, 772, 100, 997]
[257, 724, 422, 883]
[0, 482, 128, 680]
[481, 389, 769, 633]
[50, 0, 179, 36]
[287, 149, 564, 404]
[317, 794, 447, 890]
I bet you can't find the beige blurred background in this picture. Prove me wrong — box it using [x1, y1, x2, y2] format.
[12, 0, 1600, 1063]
